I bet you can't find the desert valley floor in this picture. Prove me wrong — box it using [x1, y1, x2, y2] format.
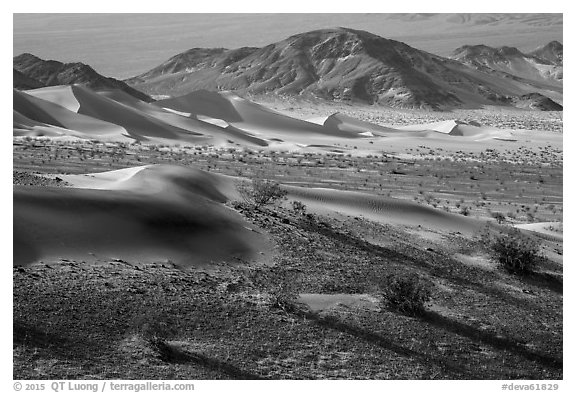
[13, 86, 563, 380]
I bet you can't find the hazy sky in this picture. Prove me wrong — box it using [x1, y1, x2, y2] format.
[13, 13, 562, 79]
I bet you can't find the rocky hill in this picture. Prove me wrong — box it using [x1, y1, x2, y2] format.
[13, 69, 43, 90]
[13, 53, 152, 102]
[450, 43, 563, 85]
[127, 28, 562, 110]
[529, 41, 563, 66]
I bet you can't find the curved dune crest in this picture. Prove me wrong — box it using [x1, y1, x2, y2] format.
[14, 85, 528, 149]
[14, 89, 128, 136]
[155, 90, 359, 138]
[14, 163, 530, 268]
[283, 185, 483, 234]
[102, 89, 270, 146]
[60, 164, 232, 203]
[69, 85, 204, 141]
[18, 85, 272, 146]
[13, 165, 268, 267]
[26, 85, 81, 112]
[397, 119, 516, 141]
[61, 164, 487, 237]
[321, 112, 402, 136]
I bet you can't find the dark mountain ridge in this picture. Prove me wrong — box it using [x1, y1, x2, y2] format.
[13, 53, 152, 102]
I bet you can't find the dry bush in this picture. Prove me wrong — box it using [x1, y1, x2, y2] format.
[488, 229, 541, 275]
[491, 212, 506, 224]
[291, 200, 307, 215]
[380, 273, 432, 316]
[236, 178, 287, 208]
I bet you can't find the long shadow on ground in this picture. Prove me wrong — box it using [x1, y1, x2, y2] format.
[14, 320, 100, 361]
[419, 311, 562, 372]
[301, 218, 560, 312]
[287, 308, 480, 379]
[152, 340, 265, 380]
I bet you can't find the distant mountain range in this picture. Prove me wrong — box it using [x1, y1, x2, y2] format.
[529, 41, 563, 66]
[450, 41, 562, 84]
[13, 53, 152, 102]
[14, 28, 562, 111]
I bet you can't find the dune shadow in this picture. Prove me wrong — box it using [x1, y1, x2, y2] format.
[523, 272, 563, 294]
[419, 311, 562, 371]
[300, 218, 558, 313]
[13, 320, 98, 361]
[290, 308, 479, 379]
[154, 341, 264, 380]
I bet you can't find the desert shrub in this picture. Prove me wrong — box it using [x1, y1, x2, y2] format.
[291, 200, 307, 215]
[131, 309, 179, 348]
[488, 229, 541, 275]
[459, 206, 471, 216]
[236, 178, 287, 208]
[268, 284, 299, 313]
[491, 212, 506, 224]
[380, 273, 432, 316]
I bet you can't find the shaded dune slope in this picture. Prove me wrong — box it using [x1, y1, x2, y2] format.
[14, 165, 267, 267]
[22, 86, 269, 146]
[15, 85, 520, 146]
[26, 84, 81, 112]
[19, 85, 205, 142]
[14, 89, 126, 136]
[14, 164, 491, 267]
[97, 89, 269, 146]
[321, 113, 404, 136]
[155, 90, 362, 138]
[68, 85, 205, 141]
[66, 164, 486, 236]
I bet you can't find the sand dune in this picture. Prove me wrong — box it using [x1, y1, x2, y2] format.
[397, 120, 516, 141]
[320, 112, 403, 136]
[66, 85, 206, 142]
[155, 90, 362, 138]
[14, 85, 531, 149]
[14, 89, 128, 137]
[98, 88, 270, 147]
[25, 85, 81, 112]
[14, 164, 495, 266]
[13, 165, 268, 267]
[22, 86, 270, 146]
[515, 222, 563, 242]
[21, 85, 205, 142]
[283, 185, 483, 235]
[13, 109, 47, 129]
[60, 164, 232, 204]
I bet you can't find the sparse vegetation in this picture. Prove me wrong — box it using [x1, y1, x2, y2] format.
[459, 206, 471, 216]
[291, 200, 307, 215]
[379, 273, 433, 316]
[486, 229, 542, 275]
[236, 178, 287, 208]
[491, 211, 506, 224]
[131, 309, 180, 358]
